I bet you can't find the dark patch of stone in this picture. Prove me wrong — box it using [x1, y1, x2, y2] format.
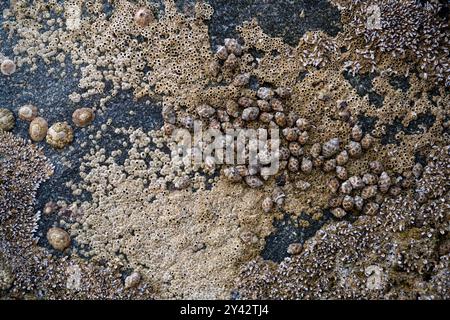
[207, 0, 341, 49]
[389, 75, 410, 93]
[358, 114, 378, 135]
[343, 71, 384, 108]
[381, 113, 436, 145]
[261, 211, 331, 263]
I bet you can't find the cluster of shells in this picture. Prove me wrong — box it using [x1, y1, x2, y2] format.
[0, 104, 95, 149]
[160, 38, 429, 222]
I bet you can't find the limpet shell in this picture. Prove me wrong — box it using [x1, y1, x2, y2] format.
[46, 122, 74, 149]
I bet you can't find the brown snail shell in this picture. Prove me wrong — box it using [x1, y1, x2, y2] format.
[331, 207, 347, 218]
[72, 108, 95, 127]
[301, 157, 313, 173]
[288, 157, 300, 173]
[47, 227, 71, 251]
[18, 104, 38, 121]
[363, 202, 379, 216]
[336, 150, 349, 166]
[361, 185, 378, 200]
[29, 117, 48, 142]
[347, 141, 362, 158]
[342, 195, 355, 211]
[378, 172, 391, 193]
[245, 175, 264, 188]
[351, 125, 363, 141]
[369, 161, 383, 174]
[336, 166, 348, 180]
[262, 197, 273, 213]
[322, 138, 340, 159]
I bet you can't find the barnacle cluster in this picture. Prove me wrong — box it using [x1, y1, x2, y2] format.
[236, 146, 449, 299]
[0, 0, 448, 299]
[334, 0, 449, 85]
[0, 132, 154, 299]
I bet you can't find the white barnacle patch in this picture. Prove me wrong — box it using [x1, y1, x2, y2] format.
[365, 265, 384, 290]
[66, 264, 82, 290]
[65, 2, 82, 31]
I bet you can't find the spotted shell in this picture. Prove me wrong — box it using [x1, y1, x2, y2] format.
[296, 118, 310, 131]
[378, 172, 391, 193]
[363, 202, 379, 216]
[238, 97, 255, 108]
[347, 141, 362, 158]
[233, 73, 250, 87]
[310, 143, 322, 158]
[197, 104, 216, 119]
[259, 112, 273, 123]
[361, 134, 374, 150]
[340, 180, 353, 194]
[322, 138, 340, 159]
[0, 108, 15, 131]
[245, 175, 264, 188]
[216, 46, 228, 60]
[274, 112, 287, 127]
[134, 7, 154, 27]
[331, 207, 347, 218]
[262, 197, 273, 213]
[342, 195, 355, 211]
[323, 159, 336, 173]
[257, 99, 271, 112]
[47, 227, 71, 251]
[18, 104, 38, 121]
[224, 38, 242, 56]
[278, 146, 291, 161]
[336, 166, 348, 180]
[72, 108, 95, 127]
[288, 142, 303, 157]
[270, 99, 284, 112]
[283, 128, 299, 142]
[298, 131, 309, 145]
[257, 87, 274, 100]
[369, 161, 383, 174]
[362, 173, 378, 185]
[361, 185, 378, 200]
[354, 196, 364, 211]
[223, 167, 242, 182]
[242, 107, 260, 121]
[351, 125, 363, 141]
[336, 150, 349, 166]
[288, 157, 300, 173]
[29, 117, 48, 142]
[328, 178, 340, 193]
[46, 122, 74, 149]
[301, 157, 313, 173]
[275, 87, 292, 99]
[349, 175, 364, 189]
